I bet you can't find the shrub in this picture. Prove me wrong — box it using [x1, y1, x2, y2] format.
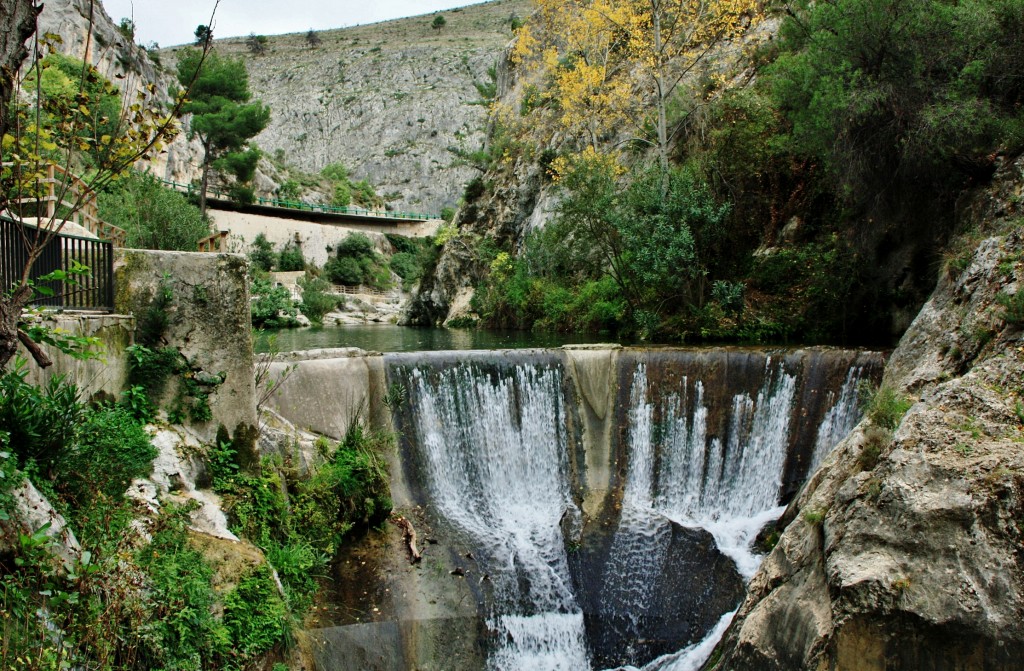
[390, 252, 420, 285]
[324, 256, 364, 285]
[276, 179, 301, 201]
[59, 404, 156, 506]
[298, 273, 339, 324]
[251, 275, 299, 328]
[228, 183, 255, 205]
[249, 233, 276, 272]
[277, 242, 305, 272]
[320, 163, 349, 182]
[223, 566, 289, 656]
[336, 232, 375, 258]
[137, 506, 230, 666]
[98, 171, 210, 251]
[351, 179, 381, 208]
[860, 382, 913, 430]
[463, 176, 486, 202]
[0, 359, 82, 466]
[997, 290, 1024, 325]
[331, 180, 351, 207]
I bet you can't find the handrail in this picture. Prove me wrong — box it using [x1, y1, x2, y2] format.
[1, 215, 115, 311]
[156, 178, 440, 222]
[197, 230, 229, 253]
[1, 162, 128, 247]
[334, 284, 394, 297]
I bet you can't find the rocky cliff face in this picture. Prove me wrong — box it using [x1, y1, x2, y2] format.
[39, 1, 528, 212]
[37, 0, 203, 184]
[710, 156, 1024, 670]
[191, 0, 529, 214]
[402, 150, 552, 325]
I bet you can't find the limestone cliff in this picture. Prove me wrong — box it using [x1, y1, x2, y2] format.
[709, 156, 1024, 669]
[188, 0, 530, 214]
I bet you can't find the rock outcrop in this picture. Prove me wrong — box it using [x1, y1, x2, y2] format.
[710, 156, 1024, 670]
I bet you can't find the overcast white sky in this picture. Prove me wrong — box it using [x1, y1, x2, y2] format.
[100, 0, 494, 47]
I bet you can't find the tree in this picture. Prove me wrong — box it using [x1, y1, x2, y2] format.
[514, 0, 760, 179]
[547, 152, 728, 319]
[194, 24, 213, 46]
[432, 15, 447, 31]
[305, 29, 322, 48]
[0, 0, 211, 370]
[768, 0, 1024, 199]
[176, 49, 270, 216]
[246, 33, 268, 56]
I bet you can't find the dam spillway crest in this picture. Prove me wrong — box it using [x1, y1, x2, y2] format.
[313, 347, 884, 671]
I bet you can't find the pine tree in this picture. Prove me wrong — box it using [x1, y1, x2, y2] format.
[176, 50, 270, 215]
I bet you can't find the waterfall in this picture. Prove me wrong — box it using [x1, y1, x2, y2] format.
[385, 348, 881, 671]
[809, 366, 866, 470]
[394, 356, 590, 671]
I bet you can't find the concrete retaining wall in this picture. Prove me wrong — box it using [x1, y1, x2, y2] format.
[18, 313, 134, 401]
[209, 209, 440, 267]
[114, 249, 257, 445]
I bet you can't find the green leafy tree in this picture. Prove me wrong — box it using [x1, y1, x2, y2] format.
[21, 52, 122, 169]
[306, 29, 322, 48]
[770, 0, 1024, 199]
[544, 155, 728, 323]
[432, 14, 447, 31]
[298, 273, 338, 324]
[0, 0, 199, 370]
[176, 49, 270, 216]
[98, 170, 210, 250]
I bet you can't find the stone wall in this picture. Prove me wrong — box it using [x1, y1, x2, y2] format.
[208, 209, 439, 267]
[114, 249, 257, 446]
[18, 313, 134, 401]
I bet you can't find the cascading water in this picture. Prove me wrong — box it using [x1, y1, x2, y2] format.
[810, 366, 869, 470]
[385, 348, 882, 671]
[392, 354, 589, 670]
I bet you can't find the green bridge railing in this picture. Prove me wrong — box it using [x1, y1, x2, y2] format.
[158, 179, 439, 222]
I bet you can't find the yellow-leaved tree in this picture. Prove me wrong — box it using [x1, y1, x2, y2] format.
[514, 0, 761, 176]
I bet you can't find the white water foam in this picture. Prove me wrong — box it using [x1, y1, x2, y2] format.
[404, 363, 590, 670]
[620, 360, 797, 580]
[620, 609, 737, 671]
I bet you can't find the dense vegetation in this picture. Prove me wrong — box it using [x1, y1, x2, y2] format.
[461, 0, 1024, 344]
[247, 231, 438, 328]
[98, 170, 211, 251]
[0, 358, 392, 670]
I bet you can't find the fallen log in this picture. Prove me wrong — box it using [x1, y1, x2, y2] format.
[394, 515, 422, 563]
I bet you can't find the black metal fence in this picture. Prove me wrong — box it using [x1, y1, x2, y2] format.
[1, 216, 114, 311]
